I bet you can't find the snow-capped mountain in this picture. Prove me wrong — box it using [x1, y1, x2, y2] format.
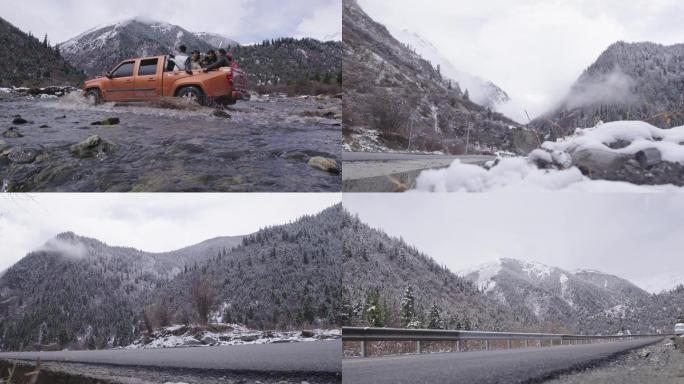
[193, 32, 240, 49]
[390, 29, 509, 108]
[57, 19, 341, 90]
[534, 41, 684, 137]
[458, 258, 651, 332]
[343, 0, 537, 155]
[58, 18, 217, 76]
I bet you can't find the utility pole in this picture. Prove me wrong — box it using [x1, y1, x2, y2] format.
[465, 122, 471, 155]
[407, 117, 414, 152]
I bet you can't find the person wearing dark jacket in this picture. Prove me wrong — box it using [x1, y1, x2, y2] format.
[201, 50, 217, 68]
[203, 49, 232, 72]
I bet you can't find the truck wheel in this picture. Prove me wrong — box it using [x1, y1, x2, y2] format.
[177, 86, 206, 106]
[86, 88, 102, 105]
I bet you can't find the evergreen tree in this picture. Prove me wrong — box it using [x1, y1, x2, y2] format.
[400, 284, 417, 327]
[427, 303, 442, 329]
[365, 290, 384, 327]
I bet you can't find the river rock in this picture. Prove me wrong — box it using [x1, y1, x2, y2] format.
[201, 336, 218, 345]
[300, 330, 315, 338]
[2, 127, 23, 138]
[571, 147, 630, 174]
[212, 110, 232, 119]
[70, 135, 117, 158]
[12, 117, 27, 125]
[91, 117, 120, 126]
[6, 146, 39, 164]
[240, 334, 260, 342]
[635, 148, 662, 168]
[308, 156, 339, 174]
[181, 338, 203, 347]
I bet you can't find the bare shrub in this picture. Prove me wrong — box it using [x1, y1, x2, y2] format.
[366, 89, 409, 134]
[191, 279, 216, 325]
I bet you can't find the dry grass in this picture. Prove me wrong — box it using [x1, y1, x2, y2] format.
[1, 359, 41, 384]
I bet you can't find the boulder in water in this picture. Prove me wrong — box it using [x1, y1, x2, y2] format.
[70, 135, 117, 158]
[2, 127, 23, 138]
[212, 110, 231, 119]
[91, 117, 120, 126]
[308, 156, 339, 174]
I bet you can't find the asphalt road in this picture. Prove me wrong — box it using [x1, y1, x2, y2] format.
[0, 340, 341, 375]
[342, 152, 494, 192]
[342, 152, 493, 163]
[342, 338, 664, 384]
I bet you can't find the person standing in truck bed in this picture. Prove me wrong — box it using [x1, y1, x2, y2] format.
[201, 50, 217, 68]
[203, 49, 232, 72]
[190, 50, 203, 70]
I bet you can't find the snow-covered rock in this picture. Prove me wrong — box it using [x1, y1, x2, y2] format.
[415, 120, 684, 191]
[126, 323, 341, 349]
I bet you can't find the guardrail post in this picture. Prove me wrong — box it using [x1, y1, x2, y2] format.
[417, 340, 422, 354]
[456, 340, 461, 352]
[361, 340, 367, 358]
[485, 340, 490, 351]
[525, 339, 529, 348]
[538, 339, 543, 347]
[507, 339, 512, 349]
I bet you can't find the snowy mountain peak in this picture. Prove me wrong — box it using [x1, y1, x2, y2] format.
[457, 259, 502, 292]
[389, 28, 510, 108]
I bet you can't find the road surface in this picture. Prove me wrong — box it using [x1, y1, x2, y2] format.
[0, 340, 341, 374]
[342, 338, 663, 384]
[342, 152, 494, 192]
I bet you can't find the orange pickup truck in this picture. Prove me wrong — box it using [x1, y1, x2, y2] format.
[83, 55, 248, 105]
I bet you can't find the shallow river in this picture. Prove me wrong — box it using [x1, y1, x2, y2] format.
[0, 93, 341, 192]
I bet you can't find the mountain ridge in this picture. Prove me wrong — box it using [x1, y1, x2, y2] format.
[533, 40, 684, 137]
[0, 205, 341, 351]
[0, 16, 85, 87]
[342, 0, 537, 155]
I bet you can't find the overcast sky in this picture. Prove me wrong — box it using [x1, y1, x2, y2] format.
[0, 193, 340, 272]
[344, 193, 684, 293]
[358, 0, 684, 122]
[2, 0, 341, 44]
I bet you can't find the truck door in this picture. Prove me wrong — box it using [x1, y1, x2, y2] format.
[105, 61, 136, 101]
[133, 58, 161, 99]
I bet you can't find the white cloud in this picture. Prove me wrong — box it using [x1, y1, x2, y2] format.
[294, 0, 342, 41]
[357, 0, 684, 121]
[343, 193, 684, 293]
[0, 193, 340, 272]
[2, 0, 341, 44]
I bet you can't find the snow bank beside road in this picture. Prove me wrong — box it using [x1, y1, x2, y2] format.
[126, 323, 341, 349]
[415, 121, 684, 192]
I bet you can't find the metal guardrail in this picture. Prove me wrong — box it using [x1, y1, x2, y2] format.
[343, 327, 674, 357]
